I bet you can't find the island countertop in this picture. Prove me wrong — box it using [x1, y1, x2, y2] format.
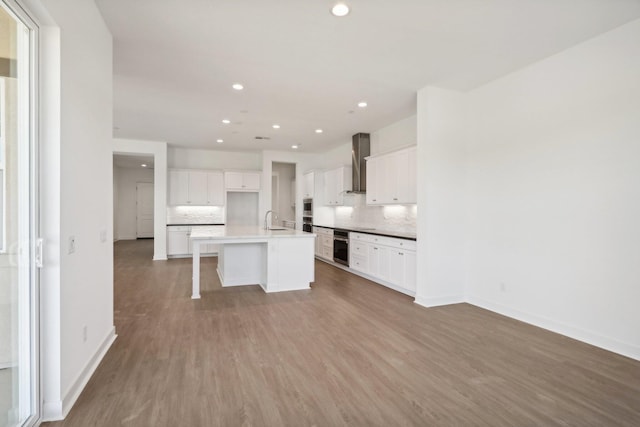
[190, 226, 314, 240]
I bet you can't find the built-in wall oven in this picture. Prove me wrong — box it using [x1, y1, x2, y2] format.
[302, 198, 313, 232]
[333, 229, 349, 265]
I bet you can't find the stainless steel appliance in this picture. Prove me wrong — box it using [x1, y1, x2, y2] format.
[303, 198, 313, 232]
[333, 229, 349, 265]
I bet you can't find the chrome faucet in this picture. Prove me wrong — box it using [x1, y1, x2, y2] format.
[264, 210, 277, 230]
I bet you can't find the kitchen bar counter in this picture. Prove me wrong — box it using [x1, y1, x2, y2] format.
[190, 226, 315, 298]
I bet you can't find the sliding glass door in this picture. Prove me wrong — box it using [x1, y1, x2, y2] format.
[0, 1, 39, 426]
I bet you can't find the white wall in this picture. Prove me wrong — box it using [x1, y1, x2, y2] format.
[415, 87, 468, 308]
[415, 19, 640, 360]
[463, 19, 640, 360]
[169, 147, 262, 170]
[113, 138, 168, 261]
[371, 115, 416, 155]
[31, 0, 115, 419]
[114, 167, 154, 240]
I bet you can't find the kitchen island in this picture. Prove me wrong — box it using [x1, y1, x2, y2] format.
[190, 226, 315, 298]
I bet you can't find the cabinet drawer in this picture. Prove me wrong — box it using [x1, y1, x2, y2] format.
[321, 246, 333, 260]
[350, 255, 368, 272]
[385, 238, 416, 251]
[320, 235, 333, 246]
[167, 226, 191, 232]
[350, 242, 368, 255]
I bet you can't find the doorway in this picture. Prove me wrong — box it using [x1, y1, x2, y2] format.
[113, 154, 154, 241]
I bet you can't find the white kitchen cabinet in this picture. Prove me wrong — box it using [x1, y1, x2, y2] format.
[167, 225, 220, 257]
[313, 227, 333, 261]
[303, 172, 314, 199]
[225, 171, 261, 191]
[188, 171, 208, 205]
[167, 226, 190, 256]
[349, 232, 416, 296]
[169, 170, 190, 205]
[323, 166, 352, 206]
[366, 146, 417, 205]
[207, 172, 224, 205]
[168, 169, 225, 206]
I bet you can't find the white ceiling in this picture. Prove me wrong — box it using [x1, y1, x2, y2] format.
[113, 154, 154, 169]
[96, 0, 640, 153]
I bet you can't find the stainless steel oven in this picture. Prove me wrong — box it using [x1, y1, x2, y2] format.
[333, 229, 349, 265]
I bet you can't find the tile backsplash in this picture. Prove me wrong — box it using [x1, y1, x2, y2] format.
[333, 194, 416, 233]
[167, 206, 225, 224]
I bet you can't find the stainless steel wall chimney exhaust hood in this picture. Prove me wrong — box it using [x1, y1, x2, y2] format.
[349, 133, 370, 193]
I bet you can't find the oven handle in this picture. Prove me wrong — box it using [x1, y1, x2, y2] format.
[334, 237, 349, 242]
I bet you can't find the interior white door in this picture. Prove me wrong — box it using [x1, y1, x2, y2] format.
[136, 182, 154, 238]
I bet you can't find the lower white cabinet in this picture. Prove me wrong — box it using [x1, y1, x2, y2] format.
[167, 226, 220, 257]
[312, 226, 334, 261]
[349, 232, 416, 295]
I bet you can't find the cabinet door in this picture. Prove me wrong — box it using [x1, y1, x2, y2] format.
[207, 172, 224, 205]
[366, 158, 379, 205]
[188, 171, 208, 205]
[243, 172, 261, 190]
[303, 172, 314, 199]
[167, 230, 189, 255]
[168, 170, 189, 205]
[225, 172, 244, 190]
[368, 244, 380, 277]
[387, 249, 406, 288]
[323, 169, 336, 205]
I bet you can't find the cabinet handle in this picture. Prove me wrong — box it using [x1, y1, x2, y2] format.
[372, 199, 377, 202]
[393, 198, 398, 201]
[399, 252, 404, 256]
[374, 247, 378, 250]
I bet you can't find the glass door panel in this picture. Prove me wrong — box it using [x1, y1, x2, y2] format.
[0, 1, 38, 426]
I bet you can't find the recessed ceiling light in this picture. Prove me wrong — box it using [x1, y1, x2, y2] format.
[331, 3, 350, 17]
[141, 164, 147, 168]
[315, 129, 323, 134]
[272, 124, 280, 129]
[232, 83, 244, 90]
[291, 145, 299, 149]
[216, 139, 223, 143]
[358, 101, 368, 108]
[222, 119, 231, 124]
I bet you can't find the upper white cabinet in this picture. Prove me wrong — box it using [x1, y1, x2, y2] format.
[323, 166, 352, 206]
[366, 146, 416, 205]
[303, 172, 314, 199]
[225, 171, 261, 191]
[168, 169, 225, 206]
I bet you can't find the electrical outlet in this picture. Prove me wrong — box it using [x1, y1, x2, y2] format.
[83, 326, 87, 343]
[100, 229, 107, 243]
[68, 236, 76, 254]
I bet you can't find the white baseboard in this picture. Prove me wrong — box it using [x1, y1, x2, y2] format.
[414, 294, 465, 308]
[43, 400, 63, 422]
[467, 295, 640, 362]
[116, 234, 136, 240]
[0, 361, 15, 370]
[55, 327, 117, 419]
[152, 255, 168, 261]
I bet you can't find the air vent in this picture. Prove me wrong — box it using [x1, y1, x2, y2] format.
[254, 136, 271, 140]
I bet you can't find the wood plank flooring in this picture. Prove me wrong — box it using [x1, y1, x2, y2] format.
[45, 239, 640, 426]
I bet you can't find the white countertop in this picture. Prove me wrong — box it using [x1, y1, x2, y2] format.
[190, 226, 314, 240]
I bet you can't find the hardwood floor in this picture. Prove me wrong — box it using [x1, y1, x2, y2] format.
[45, 239, 640, 426]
